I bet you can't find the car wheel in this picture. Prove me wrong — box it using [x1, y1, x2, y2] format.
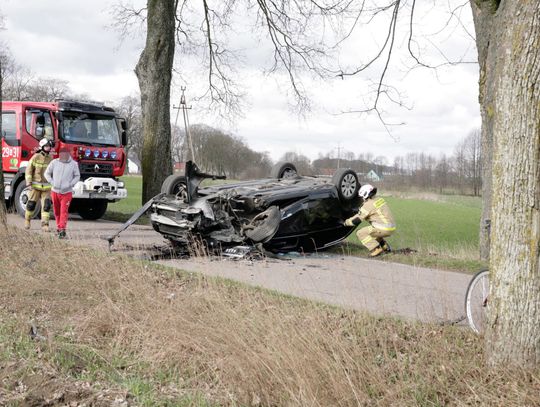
[270, 162, 298, 179]
[14, 181, 40, 218]
[161, 174, 188, 201]
[332, 168, 360, 202]
[78, 200, 108, 220]
[244, 206, 281, 243]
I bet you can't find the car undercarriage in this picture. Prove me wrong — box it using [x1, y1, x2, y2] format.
[149, 161, 361, 253]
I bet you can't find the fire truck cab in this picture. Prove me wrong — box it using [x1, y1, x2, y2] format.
[2, 100, 128, 220]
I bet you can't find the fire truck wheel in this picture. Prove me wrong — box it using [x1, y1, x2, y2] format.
[77, 200, 108, 220]
[14, 182, 40, 218]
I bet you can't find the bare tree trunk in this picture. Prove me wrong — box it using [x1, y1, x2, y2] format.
[472, 2, 496, 261]
[473, 0, 540, 367]
[0, 56, 7, 227]
[135, 0, 176, 202]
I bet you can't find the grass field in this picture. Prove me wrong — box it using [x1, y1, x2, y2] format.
[1, 228, 538, 406]
[107, 176, 485, 272]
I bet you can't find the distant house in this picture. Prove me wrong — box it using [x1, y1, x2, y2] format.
[173, 162, 185, 173]
[365, 170, 381, 182]
[127, 157, 141, 174]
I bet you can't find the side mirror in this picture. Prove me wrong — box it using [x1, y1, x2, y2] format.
[119, 118, 127, 146]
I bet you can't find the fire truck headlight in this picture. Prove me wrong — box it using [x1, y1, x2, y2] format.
[102, 150, 109, 159]
[118, 181, 125, 188]
[84, 149, 91, 158]
[111, 151, 118, 159]
[93, 149, 100, 158]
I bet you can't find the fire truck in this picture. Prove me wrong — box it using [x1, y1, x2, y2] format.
[2, 100, 128, 220]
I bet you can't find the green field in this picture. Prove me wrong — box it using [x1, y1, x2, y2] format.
[108, 175, 143, 214]
[108, 176, 485, 271]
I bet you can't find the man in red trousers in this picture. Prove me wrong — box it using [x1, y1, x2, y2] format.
[44, 146, 80, 238]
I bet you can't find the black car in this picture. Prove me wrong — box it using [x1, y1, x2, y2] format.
[149, 161, 361, 252]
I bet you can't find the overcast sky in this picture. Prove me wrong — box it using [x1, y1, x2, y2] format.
[1, 0, 480, 163]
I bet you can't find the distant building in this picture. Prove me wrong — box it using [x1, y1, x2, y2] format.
[173, 162, 185, 173]
[365, 170, 381, 182]
[127, 157, 141, 174]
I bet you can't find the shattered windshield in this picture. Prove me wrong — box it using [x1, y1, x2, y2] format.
[60, 113, 120, 147]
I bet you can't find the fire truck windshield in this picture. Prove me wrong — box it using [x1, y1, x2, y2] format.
[60, 113, 121, 147]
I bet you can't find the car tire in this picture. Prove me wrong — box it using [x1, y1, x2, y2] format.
[270, 162, 298, 179]
[161, 174, 188, 200]
[14, 181, 40, 218]
[332, 168, 360, 202]
[244, 206, 281, 243]
[78, 200, 108, 220]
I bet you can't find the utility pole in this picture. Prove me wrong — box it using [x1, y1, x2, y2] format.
[172, 87, 195, 163]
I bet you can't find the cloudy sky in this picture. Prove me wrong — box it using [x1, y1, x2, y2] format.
[1, 0, 480, 163]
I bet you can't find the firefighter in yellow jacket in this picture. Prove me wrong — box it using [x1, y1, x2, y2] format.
[24, 138, 54, 231]
[344, 184, 396, 257]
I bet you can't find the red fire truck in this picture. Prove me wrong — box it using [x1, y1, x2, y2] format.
[2, 100, 128, 219]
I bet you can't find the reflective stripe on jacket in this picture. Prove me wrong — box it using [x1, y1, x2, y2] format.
[25, 152, 53, 190]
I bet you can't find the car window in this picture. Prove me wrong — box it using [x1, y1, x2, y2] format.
[1, 111, 18, 146]
[25, 109, 54, 141]
[61, 114, 121, 146]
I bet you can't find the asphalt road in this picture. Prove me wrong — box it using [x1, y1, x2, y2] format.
[7, 214, 472, 324]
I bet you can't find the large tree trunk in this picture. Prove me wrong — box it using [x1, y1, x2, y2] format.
[135, 0, 176, 202]
[472, 0, 540, 367]
[472, 2, 496, 261]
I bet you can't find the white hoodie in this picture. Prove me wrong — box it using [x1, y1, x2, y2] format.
[44, 156, 81, 194]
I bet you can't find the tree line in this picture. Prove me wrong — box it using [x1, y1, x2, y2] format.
[275, 131, 482, 196]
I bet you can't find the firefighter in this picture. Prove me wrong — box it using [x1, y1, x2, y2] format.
[24, 138, 54, 231]
[344, 184, 396, 257]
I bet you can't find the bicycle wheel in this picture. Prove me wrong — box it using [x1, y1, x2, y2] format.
[465, 269, 490, 334]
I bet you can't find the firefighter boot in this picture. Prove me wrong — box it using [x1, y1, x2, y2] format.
[41, 222, 50, 233]
[369, 246, 384, 257]
[379, 239, 391, 252]
[24, 219, 31, 230]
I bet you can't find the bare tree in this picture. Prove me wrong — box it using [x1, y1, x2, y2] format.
[170, 123, 184, 165]
[1, 56, 34, 100]
[114, 0, 358, 199]
[470, 1, 540, 367]
[462, 130, 482, 196]
[135, 0, 176, 202]
[115, 95, 143, 160]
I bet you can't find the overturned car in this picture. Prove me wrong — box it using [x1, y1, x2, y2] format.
[149, 161, 361, 253]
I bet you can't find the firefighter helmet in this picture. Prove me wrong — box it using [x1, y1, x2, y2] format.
[38, 138, 53, 150]
[358, 184, 377, 200]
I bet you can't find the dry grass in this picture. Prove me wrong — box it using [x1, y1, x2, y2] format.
[1, 227, 539, 406]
